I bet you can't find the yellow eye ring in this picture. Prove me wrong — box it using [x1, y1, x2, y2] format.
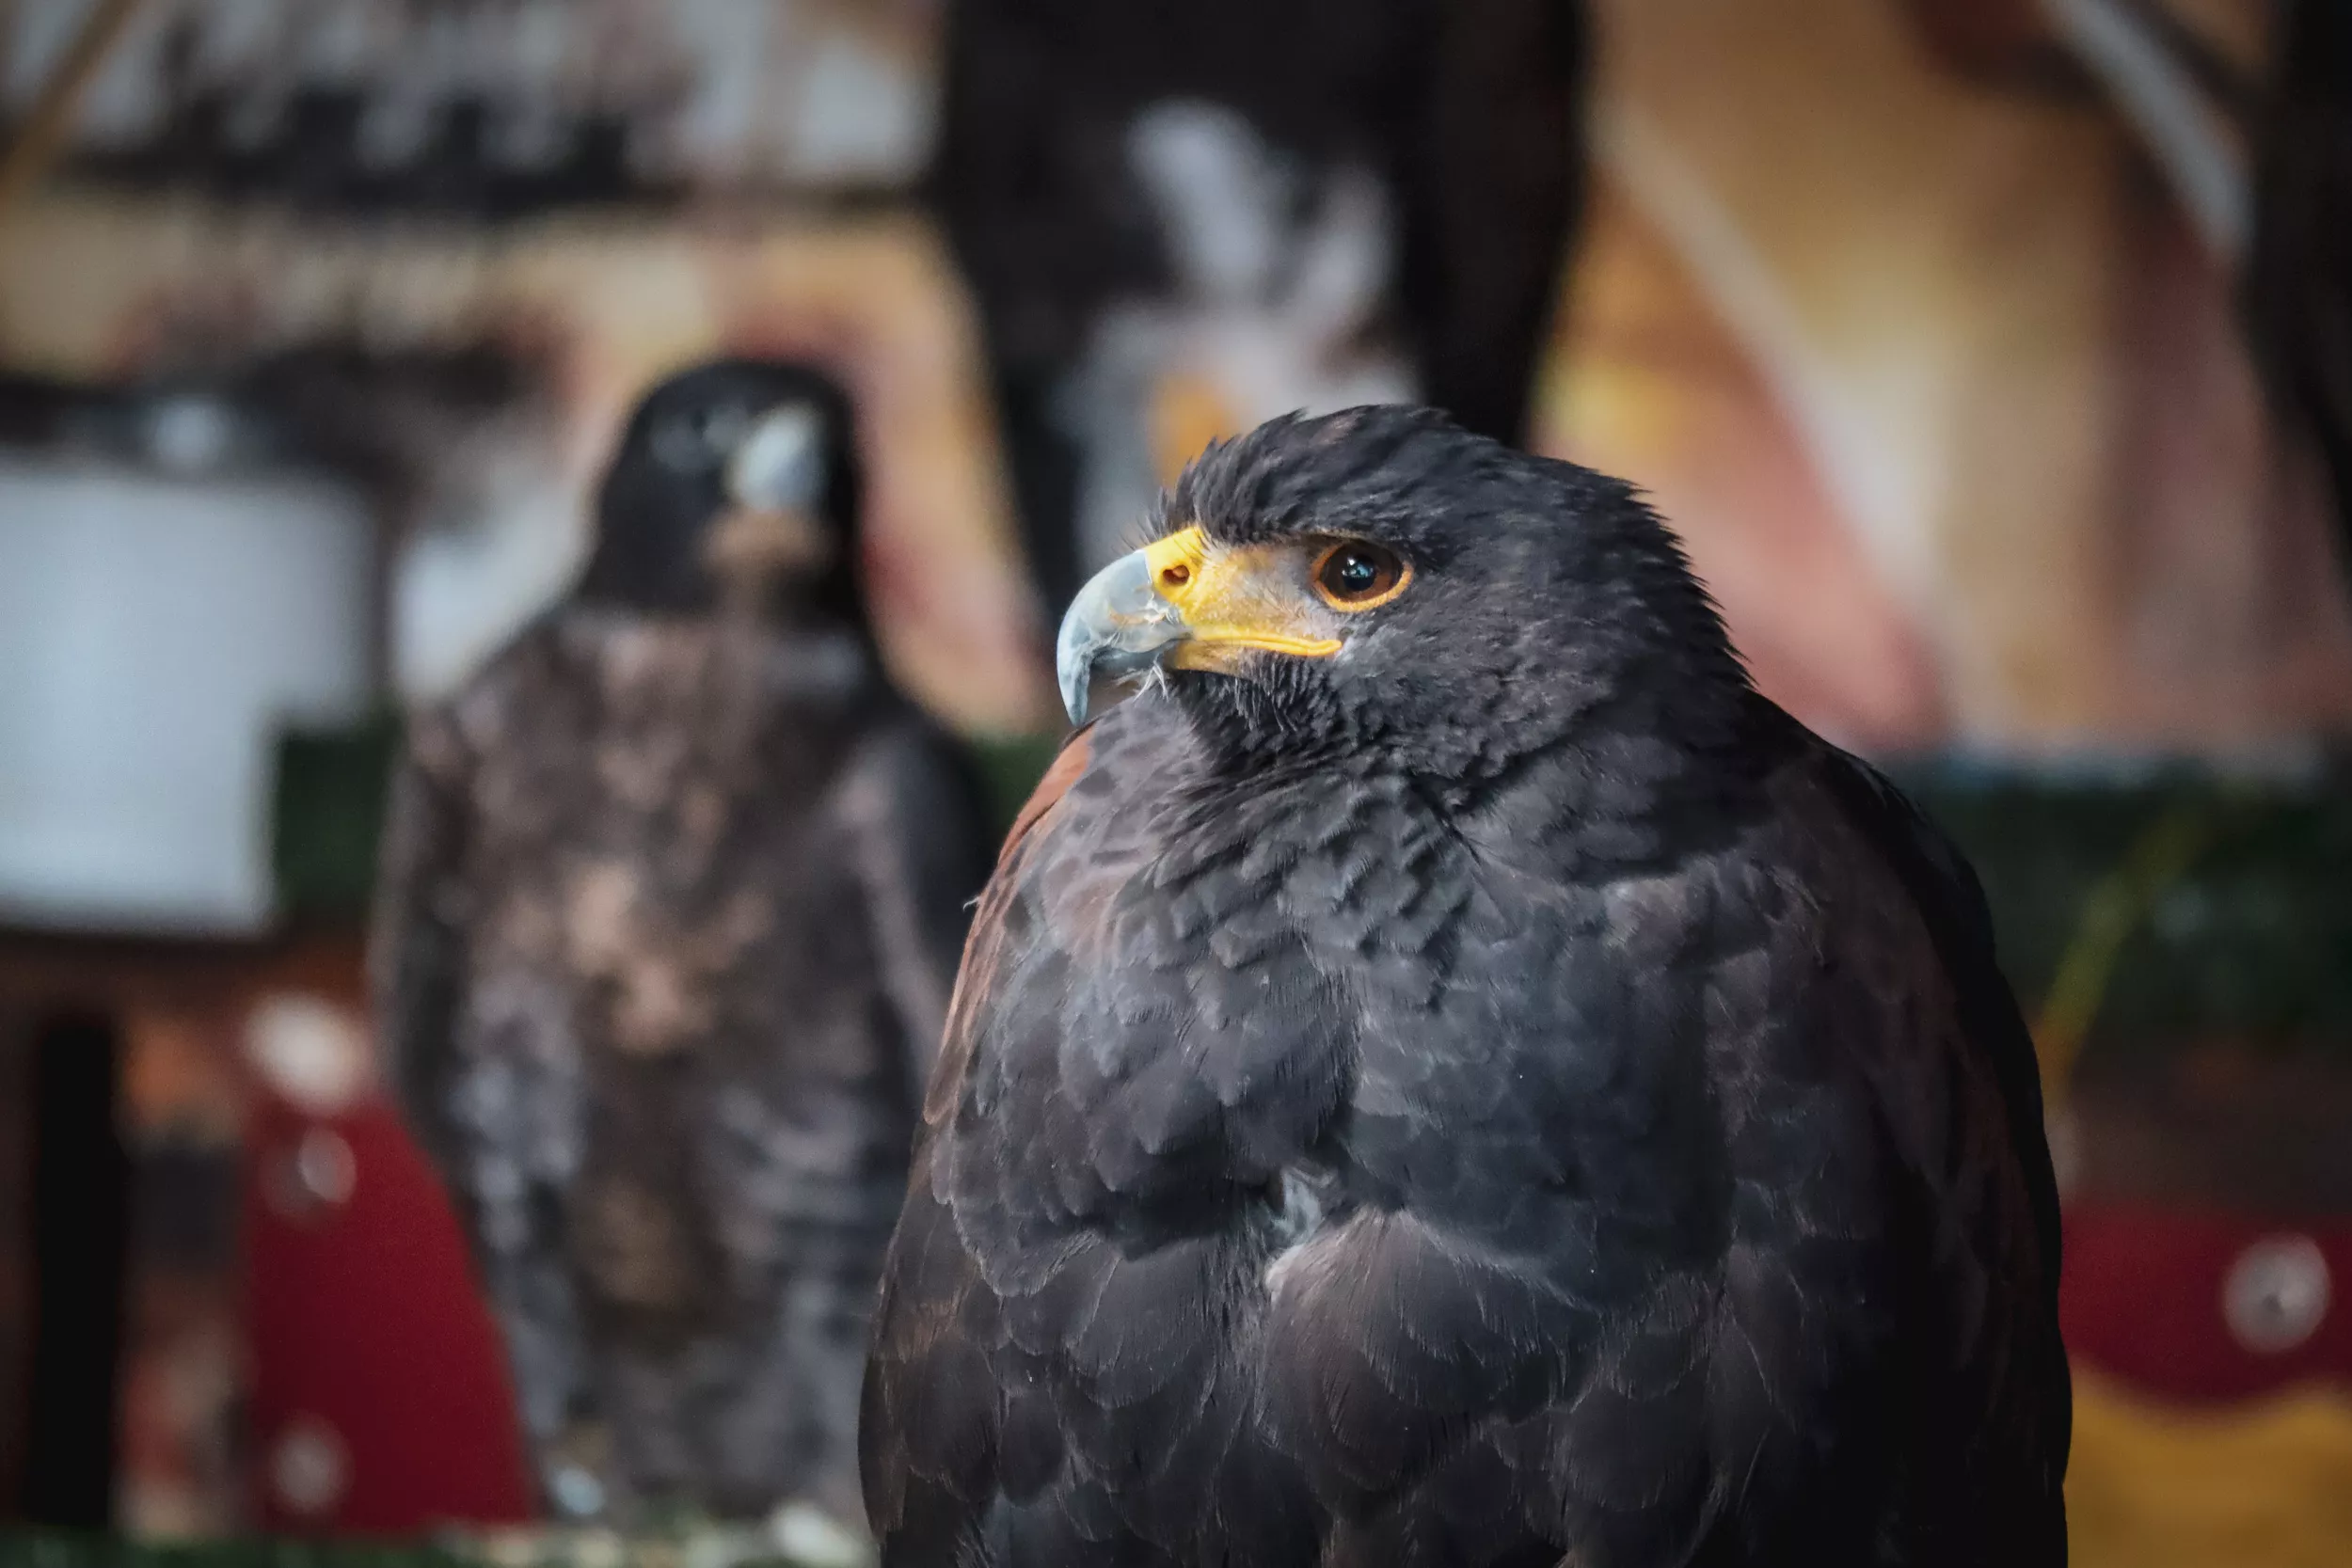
[1311, 541, 1411, 610]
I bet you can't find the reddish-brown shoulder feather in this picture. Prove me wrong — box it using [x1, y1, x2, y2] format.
[922, 727, 1093, 1125]
[998, 727, 1094, 869]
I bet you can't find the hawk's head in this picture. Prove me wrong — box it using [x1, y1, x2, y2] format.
[1057, 405, 1749, 781]
[581, 358, 863, 627]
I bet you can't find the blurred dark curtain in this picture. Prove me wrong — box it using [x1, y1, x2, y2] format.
[20, 1014, 129, 1528]
[935, 0, 1591, 609]
[2244, 0, 2352, 582]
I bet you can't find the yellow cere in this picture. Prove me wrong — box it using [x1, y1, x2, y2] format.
[1140, 525, 1345, 667]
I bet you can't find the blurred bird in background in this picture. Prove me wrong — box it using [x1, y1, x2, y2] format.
[372, 359, 993, 1532]
[864, 408, 2068, 1566]
[936, 0, 1589, 608]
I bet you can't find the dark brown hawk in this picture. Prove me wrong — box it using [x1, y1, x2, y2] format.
[861, 407, 2067, 1566]
[373, 360, 993, 1529]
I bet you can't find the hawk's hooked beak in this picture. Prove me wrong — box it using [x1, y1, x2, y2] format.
[707, 405, 832, 579]
[727, 404, 826, 513]
[1056, 525, 1343, 724]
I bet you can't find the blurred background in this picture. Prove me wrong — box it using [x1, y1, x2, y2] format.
[0, 0, 2346, 1563]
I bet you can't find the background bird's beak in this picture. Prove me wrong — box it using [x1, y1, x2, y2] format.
[725, 404, 825, 514]
[1056, 526, 1343, 723]
[706, 405, 834, 585]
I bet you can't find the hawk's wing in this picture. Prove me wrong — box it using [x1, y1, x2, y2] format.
[1810, 741, 2071, 1522]
[863, 710, 1341, 1566]
[1813, 743, 2063, 1289]
[860, 723, 1124, 1560]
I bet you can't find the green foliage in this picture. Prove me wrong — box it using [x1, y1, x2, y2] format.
[1898, 766, 2352, 1062]
[270, 712, 402, 926]
[962, 730, 1066, 839]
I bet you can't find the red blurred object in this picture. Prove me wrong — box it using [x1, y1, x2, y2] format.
[236, 1105, 2348, 1525]
[2061, 1200, 2352, 1404]
[242, 1088, 534, 1533]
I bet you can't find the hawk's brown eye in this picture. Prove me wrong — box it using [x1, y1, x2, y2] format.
[1312, 542, 1409, 609]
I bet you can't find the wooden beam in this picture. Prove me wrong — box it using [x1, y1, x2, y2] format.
[0, 0, 147, 223]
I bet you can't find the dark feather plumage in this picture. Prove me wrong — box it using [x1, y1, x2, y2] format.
[373, 361, 993, 1526]
[861, 408, 2068, 1566]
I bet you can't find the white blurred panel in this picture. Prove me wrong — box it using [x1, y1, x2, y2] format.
[0, 459, 373, 935]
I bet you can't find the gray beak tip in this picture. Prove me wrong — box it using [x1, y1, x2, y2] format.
[1054, 548, 1182, 730]
[1054, 584, 1107, 726]
[727, 405, 826, 513]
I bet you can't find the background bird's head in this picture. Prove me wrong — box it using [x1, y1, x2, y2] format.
[579, 358, 865, 628]
[1057, 405, 1751, 780]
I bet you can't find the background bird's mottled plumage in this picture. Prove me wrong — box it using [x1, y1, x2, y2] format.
[376, 605, 989, 1524]
[862, 409, 2066, 1567]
